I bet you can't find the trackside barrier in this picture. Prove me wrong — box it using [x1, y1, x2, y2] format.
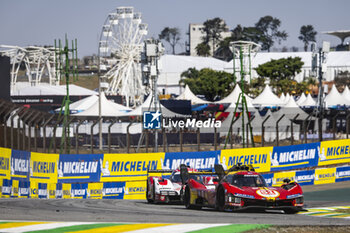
[0, 139, 350, 199]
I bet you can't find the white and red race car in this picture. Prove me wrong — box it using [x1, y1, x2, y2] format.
[146, 165, 215, 203]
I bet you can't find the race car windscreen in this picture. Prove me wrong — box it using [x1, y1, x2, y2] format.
[226, 174, 267, 187]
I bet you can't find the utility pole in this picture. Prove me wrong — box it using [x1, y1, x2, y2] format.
[141, 39, 164, 152]
[53, 35, 78, 154]
[313, 41, 330, 142]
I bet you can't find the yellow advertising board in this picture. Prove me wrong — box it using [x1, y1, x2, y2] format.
[100, 153, 165, 182]
[48, 183, 56, 199]
[272, 171, 296, 186]
[30, 152, 59, 184]
[88, 183, 103, 199]
[318, 139, 350, 166]
[123, 181, 147, 200]
[30, 180, 38, 199]
[0, 147, 11, 179]
[62, 183, 71, 199]
[220, 147, 273, 173]
[11, 179, 19, 198]
[314, 167, 336, 185]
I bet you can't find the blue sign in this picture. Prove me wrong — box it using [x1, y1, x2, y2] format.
[143, 111, 161, 129]
[336, 166, 350, 182]
[18, 181, 30, 198]
[295, 170, 315, 186]
[2, 179, 11, 196]
[71, 183, 88, 198]
[11, 150, 30, 180]
[102, 182, 125, 199]
[270, 142, 320, 171]
[56, 183, 63, 199]
[261, 173, 274, 186]
[163, 151, 220, 170]
[38, 183, 48, 199]
[57, 154, 103, 183]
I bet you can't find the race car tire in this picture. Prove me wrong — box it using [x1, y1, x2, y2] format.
[184, 186, 201, 210]
[216, 185, 226, 212]
[146, 182, 153, 203]
[152, 183, 157, 204]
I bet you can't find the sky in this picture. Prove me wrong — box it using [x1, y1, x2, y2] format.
[1, 0, 349, 57]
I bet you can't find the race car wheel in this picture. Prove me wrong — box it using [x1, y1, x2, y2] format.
[146, 182, 153, 203]
[184, 186, 201, 210]
[216, 185, 226, 211]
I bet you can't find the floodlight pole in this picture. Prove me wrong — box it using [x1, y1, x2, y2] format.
[317, 48, 324, 142]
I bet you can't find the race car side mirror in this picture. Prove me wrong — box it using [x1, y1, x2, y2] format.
[283, 178, 291, 184]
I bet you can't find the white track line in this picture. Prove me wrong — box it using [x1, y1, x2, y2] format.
[0, 222, 97, 233]
[126, 224, 230, 233]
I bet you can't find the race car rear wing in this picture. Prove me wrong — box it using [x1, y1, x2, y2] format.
[180, 164, 217, 185]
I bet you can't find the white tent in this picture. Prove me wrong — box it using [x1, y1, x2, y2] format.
[279, 93, 286, 102]
[299, 93, 316, 107]
[56, 94, 98, 113]
[215, 84, 254, 106]
[281, 97, 309, 120]
[123, 95, 188, 118]
[341, 85, 350, 104]
[296, 93, 307, 105]
[73, 92, 131, 117]
[252, 85, 284, 107]
[324, 86, 349, 107]
[176, 85, 210, 105]
[283, 93, 291, 105]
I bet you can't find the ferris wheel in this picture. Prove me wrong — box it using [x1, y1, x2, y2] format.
[99, 6, 148, 107]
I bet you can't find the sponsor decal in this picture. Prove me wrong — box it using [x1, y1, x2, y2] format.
[11, 150, 30, 180]
[100, 153, 163, 182]
[319, 139, 350, 165]
[220, 147, 272, 173]
[18, 181, 30, 198]
[336, 166, 350, 182]
[235, 193, 255, 199]
[56, 183, 63, 199]
[314, 167, 336, 185]
[256, 189, 280, 198]
[58, 154, 103, 183]
[102, 182, 125, 199]
[162, 151, 219, 170]
[286, 194, 302, 199]
[0, 148, 11, 179]
[71, 183, 88, 199]
[295, 170, 315, 186]
[38, 183, 48, 199]
[270, 143, 319, 171]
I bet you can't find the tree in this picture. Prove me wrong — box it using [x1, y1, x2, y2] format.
[255, 16, 288, 51]
[195, 42, 210, 57]
[159, 27, 181, 54]
[298, 25, 317, 51]
[202, 17, 227, 55]
[180, 68, 234, 101]
[255, 57, 304, 93]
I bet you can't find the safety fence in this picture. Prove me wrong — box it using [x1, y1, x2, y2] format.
[0, 138, 350, 199]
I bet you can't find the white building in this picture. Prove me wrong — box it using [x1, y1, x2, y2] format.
[188, 23, 231, 57]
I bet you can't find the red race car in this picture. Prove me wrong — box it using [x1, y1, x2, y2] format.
[146, 165, 214, 203]
[181, 164, 304, 214]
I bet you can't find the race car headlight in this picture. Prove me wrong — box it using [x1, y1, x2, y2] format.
[226, 193, 234, 203]
[234, 197, 241, 204]
[295, 196, 304, 204]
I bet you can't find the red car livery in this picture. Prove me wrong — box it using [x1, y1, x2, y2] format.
[181, 164, 304, 214]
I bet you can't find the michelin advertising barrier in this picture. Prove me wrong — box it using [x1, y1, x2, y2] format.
[0, 139, 350, 199]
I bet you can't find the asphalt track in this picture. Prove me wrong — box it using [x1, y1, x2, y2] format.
[0, 182, 349, 226]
